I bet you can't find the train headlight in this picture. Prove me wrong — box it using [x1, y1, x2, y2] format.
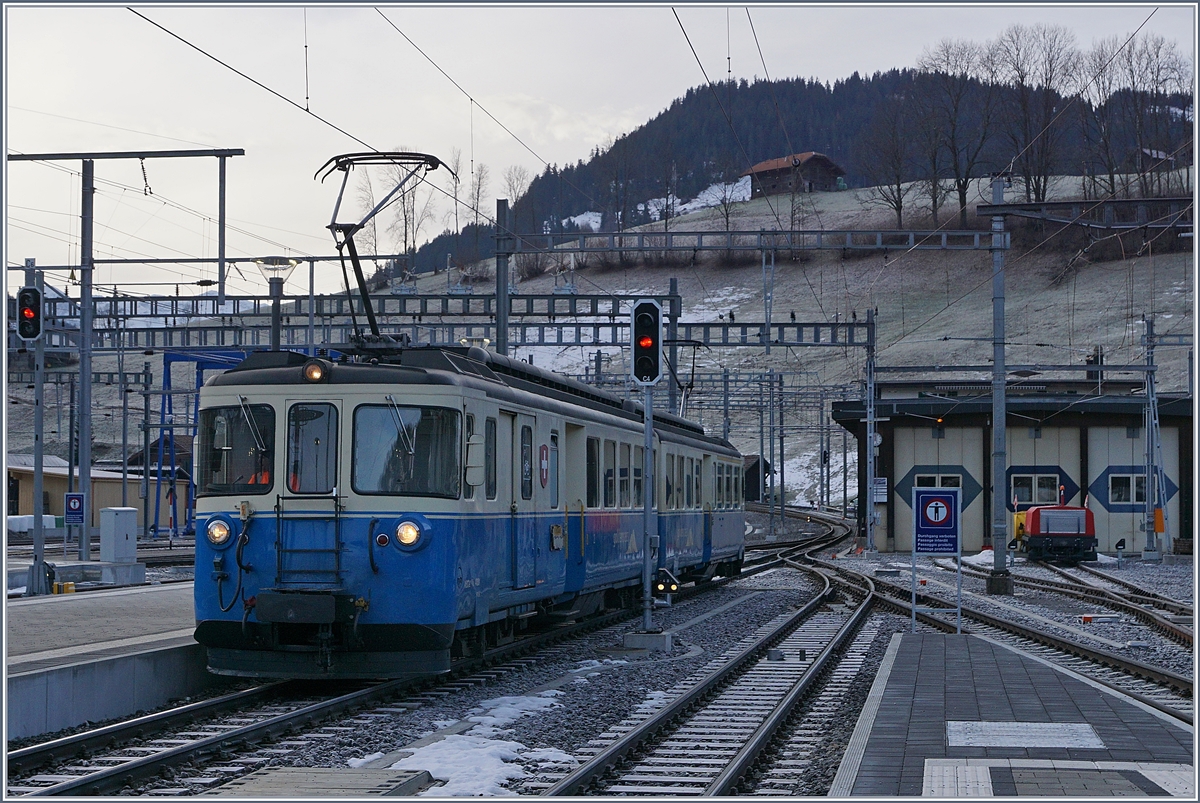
[303, 360, 326, 382]
[206, 519, 232, 547]
[396, 521, 421, 546]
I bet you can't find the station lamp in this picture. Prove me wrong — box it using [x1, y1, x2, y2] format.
[255, 257, 300, 351]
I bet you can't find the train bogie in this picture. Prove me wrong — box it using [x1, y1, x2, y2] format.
[192, 348, 744, 678]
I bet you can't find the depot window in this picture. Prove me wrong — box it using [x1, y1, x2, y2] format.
[1109, 474, 1146, 504]
[353, 405, 460, 498]
[1011, 473, 1059, 506]
[916, 474, 961, 488]
[197, 404, 275, 496]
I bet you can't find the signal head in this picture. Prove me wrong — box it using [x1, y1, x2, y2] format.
[630, 300, 662, 385]
[16, 286, 42, 341]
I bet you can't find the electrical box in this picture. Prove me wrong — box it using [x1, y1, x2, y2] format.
[100, 507, 139, 563]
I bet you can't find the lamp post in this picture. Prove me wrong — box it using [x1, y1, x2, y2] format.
[255, 257, 299, 351]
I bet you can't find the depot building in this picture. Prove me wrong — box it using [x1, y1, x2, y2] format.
[832, 379, 1192, 555]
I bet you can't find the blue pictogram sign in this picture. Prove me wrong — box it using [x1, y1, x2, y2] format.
[912, 487, 960, 554]
[64, 492, 85, 526]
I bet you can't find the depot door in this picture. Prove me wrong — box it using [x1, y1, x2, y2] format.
[509, 413, 538, 589]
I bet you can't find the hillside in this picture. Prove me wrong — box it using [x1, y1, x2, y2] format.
[6, 181, 1191, 510]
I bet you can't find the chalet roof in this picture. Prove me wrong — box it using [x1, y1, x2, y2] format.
[742, 152, 846, 177]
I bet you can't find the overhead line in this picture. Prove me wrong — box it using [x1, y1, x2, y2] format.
[127, 8, 376, 152]
[671, 7, 830, 322]
[372, 8, 601, 212]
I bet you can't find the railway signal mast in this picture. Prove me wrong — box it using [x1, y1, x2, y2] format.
[631, 300, 664, 639]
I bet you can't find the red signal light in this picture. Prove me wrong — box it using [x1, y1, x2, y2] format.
[21, 307, 35, 319]
[638, 335, 654, 349]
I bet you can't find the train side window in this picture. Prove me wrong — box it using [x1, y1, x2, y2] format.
[716, 463, 724, 509]
[665, 454, 675, 509]
[676, 456, 685, 510]
[619, 443, 631, 507]
[633, 446, 644, 507]
[521, 425, 534, 500]
[485, 418, 498, 500]
[695, 461, 702, 508]
[685, 458, 694, 508]
[198, 404, 275, 496]
[586, 437, 600, 507]
[287, 403, 338, 494]
[464, 415, 475, 500]
[724, 463, 733, 508]
[733, 467, 740, 507]
[603, 439, 616, 507]
[550, 432, 560, 508]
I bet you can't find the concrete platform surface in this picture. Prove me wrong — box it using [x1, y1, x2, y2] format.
[6, 581, 195, 663]
[831, 633, 1193, 797]
[6, 581, 212, 739]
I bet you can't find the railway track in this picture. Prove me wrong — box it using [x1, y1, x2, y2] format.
[937, 559, 1193, 646]
[8, 516, 852, 797]
[540, 562, 872, 796]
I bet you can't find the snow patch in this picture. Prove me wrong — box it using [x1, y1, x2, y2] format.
[347, 751, 385, 768]
[562, 211, 601, 231]
[465, 691, 562, 728]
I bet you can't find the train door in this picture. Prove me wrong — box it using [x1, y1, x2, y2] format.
[702, 454, 713, 564]
[278, 399, 342, 587]
[564, 424, 587, 591]
[509, 412, 538, 589]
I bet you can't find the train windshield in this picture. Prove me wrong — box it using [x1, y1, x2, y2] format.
[353, 404, 460, 498]
[197, 404, 276, 495]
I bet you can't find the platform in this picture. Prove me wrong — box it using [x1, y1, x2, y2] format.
[6, 582, 217, 739]
[831, 633, 1193, 797]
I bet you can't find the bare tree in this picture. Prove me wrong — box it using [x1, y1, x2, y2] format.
[502, 164, 532, 206]
[856, 95, 914, 227]
[441, 147, 464, 232]
[1077, 35, 1123, 199]
[469, 162, 491, 228]
[354, 170, 381, 275]
[1116, 32, 1191, 197]
[910, 72, 950, 224]
[918, 38, 1000, 227]
[994, 23, 1080, 202]
[382, 146, 437, 272]
[714, 161, 743, 234]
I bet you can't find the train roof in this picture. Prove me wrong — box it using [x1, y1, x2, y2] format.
[206, 347, 725, 445]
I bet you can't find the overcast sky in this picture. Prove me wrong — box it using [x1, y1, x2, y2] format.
[5, 3, 1195, 296]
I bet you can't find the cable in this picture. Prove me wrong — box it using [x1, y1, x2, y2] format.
[128, 8, 375, 151]
[672, 7, 831, 323]
[374, 8, 600, 213]
[8, 105, 219, 148]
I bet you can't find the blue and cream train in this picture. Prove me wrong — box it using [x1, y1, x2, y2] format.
[193, 347, 745, 678]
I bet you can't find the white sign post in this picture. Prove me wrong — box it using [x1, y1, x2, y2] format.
[911, 487, 963, 633]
